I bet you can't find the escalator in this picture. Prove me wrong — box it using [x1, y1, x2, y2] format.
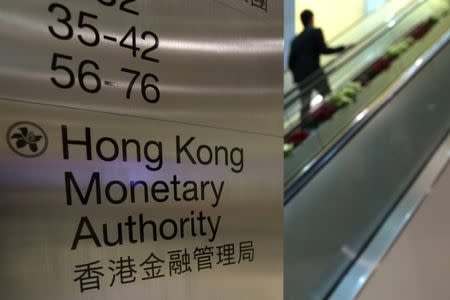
[283, 0, 433, 97]
[284, 0, 449, 186]
[284, 0, 450, 299]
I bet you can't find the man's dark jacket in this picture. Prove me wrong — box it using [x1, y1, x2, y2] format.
[288, 27, 344, 83]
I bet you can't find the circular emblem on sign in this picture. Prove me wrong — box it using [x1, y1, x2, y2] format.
[6, 122, 48, 158]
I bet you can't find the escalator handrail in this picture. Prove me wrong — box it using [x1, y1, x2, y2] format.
[283, 0, 426, 105]
[284, 30, 450, 205]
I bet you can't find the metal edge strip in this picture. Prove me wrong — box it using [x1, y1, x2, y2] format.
[328, 132, 450, 300]
[284, 30, 450, 204]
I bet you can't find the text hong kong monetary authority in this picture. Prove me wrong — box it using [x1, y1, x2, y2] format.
[60, 125, 244, 250]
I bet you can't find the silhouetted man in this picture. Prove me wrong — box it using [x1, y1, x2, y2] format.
[288, 10, 346, 121]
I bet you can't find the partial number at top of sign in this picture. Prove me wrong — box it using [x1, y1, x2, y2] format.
[47, 1, 161, 104]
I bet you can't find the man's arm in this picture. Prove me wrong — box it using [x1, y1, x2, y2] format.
[317, 29, 345, 54]
[288, 42, 296, 71]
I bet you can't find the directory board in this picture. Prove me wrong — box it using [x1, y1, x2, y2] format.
[0, 0, 283, 299]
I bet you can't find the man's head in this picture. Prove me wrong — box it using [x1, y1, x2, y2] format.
[301, 10, 314, 27]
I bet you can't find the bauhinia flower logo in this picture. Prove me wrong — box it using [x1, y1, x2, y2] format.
[6, 122, 48, 157]
[11, 127, 42, 152]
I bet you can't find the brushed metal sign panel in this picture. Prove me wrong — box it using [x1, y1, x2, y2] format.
[0, 99, 282, 299]
[0, 0, 282, 136]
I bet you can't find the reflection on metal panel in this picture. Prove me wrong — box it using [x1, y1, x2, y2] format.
[0, 0, 282, 299]
[0, 100, 283, 299]
[0, 0, 283, 136]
